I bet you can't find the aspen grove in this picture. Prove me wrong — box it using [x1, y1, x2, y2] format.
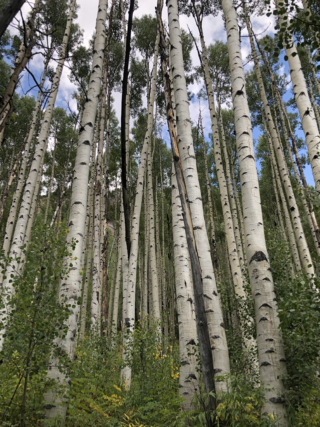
[2, 0, 320, 425]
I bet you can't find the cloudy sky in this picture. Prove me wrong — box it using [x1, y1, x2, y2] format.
[13, 0, 314, 185]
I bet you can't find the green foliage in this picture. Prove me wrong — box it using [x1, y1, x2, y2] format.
[214, 378, 276, 426]
[0, 222, 72, 425]
[62, 322, 185, 427]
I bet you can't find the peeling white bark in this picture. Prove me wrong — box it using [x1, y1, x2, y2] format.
[246, 16, 313, 277]
[275, 0, 320, 198]
[171, 164, 199, 409]
[167, 0, 230, 391]
[223, 0, 287, 422]
[44, 0, 109, 420]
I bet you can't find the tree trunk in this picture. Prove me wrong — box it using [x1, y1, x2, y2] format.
[198, 109, 219, 277]
[142, 172, 149, 320]
[167, 0, 231, 393]
[223, 0, 287, 422]
[217, 99, 245, 269]
[171, 163, 199, 410]
[44, 138, 57, 225]
[245, 12, 314, 277]
[0, 0, 76, 352]
[147, 138, 161, 321]
[262, 111, 301, 271]
[0, 0, 26, 40]
[160, 150, 168, 337]
[112, 237, 122, 335]
[79, 174, 94, 341]
[274, 0, 320, 199]
[275, 89, 320, 256]
[2, 53, 49, 257]
[0, 0, 41, 132]
[44, 0, 108, 420]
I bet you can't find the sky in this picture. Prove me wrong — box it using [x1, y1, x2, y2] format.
[11, 0, 315, 185]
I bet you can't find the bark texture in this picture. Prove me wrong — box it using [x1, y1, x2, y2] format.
[44, 0, 108, 420]
[167, 0, 230, 392]
[223, 0, 287, 422]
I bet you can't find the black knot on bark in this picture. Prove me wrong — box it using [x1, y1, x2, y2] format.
[259, 317, 268, 322]
[269, 397, 284, 404]
[290, 206, 295, 211]
[259, 303, 272, 309]
[261, 361, 271, 367]
[187, 373, 197, 380]
[187, 339, 196, 346]
[249, 251, 268, 264]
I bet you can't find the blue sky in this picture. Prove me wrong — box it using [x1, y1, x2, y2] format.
[11, 0, 315, 185]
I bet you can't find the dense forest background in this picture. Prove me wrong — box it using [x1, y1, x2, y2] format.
[1, 0, 320, 426]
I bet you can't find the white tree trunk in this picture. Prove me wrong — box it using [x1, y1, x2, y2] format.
[277, 96, 320, 256]
[223, 0, 287, 422]
[112, 238, 122, 335]
[275, 0, 320, 199]
[1, 54, 49, 257]
[245, 16, 314, 277]
[124, 29, 159, 333]
[142, 173, 149, 319]
[0, 0, 76, 352]
[167, 0, 231, 391]
[44, 0, 109, 420]
[79, 180, 94, 341]
[171, 163, 199, 410]
[262, 113, 301, 271]
[44, 138, 56, 225]
[218, 102, 245, 269]
[198, 109, 219, 277]
[147, 140, 161, 321]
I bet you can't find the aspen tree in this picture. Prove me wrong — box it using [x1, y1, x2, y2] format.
[275, 90, 320, 256]
[124, 28, 160, 334]
[159, 7, 216, 415]
[229, 156, 247, 266]
[2, 54, 49, 256]
[79, 180, 94, 341]
[107, 187, 119, 333]
[261, 111, 301, 271]
[308, 76, 320, 134]
[275, 0, 320, 198]
[107, 236, 118, 333]
[159, 149, 168, 336]
[167, 0, 231, 392]
[0, 0, 77, 352]
[112, 238, 122, 335]
[44, 139, 57, 225]
[256, 40, 320, 254]
[0, 0, 26, 40]
[142, 170, 149, 320]
[171, 164, 199, 409]
[198, 109, 219, 277]
[0, 0, 41, 133]
[44, 0, 109, 419]
[245, 11, 314, 277]
[222, 0, 287, 421]
[217, 101, 245, 268]
[147, 136, 161, 320]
